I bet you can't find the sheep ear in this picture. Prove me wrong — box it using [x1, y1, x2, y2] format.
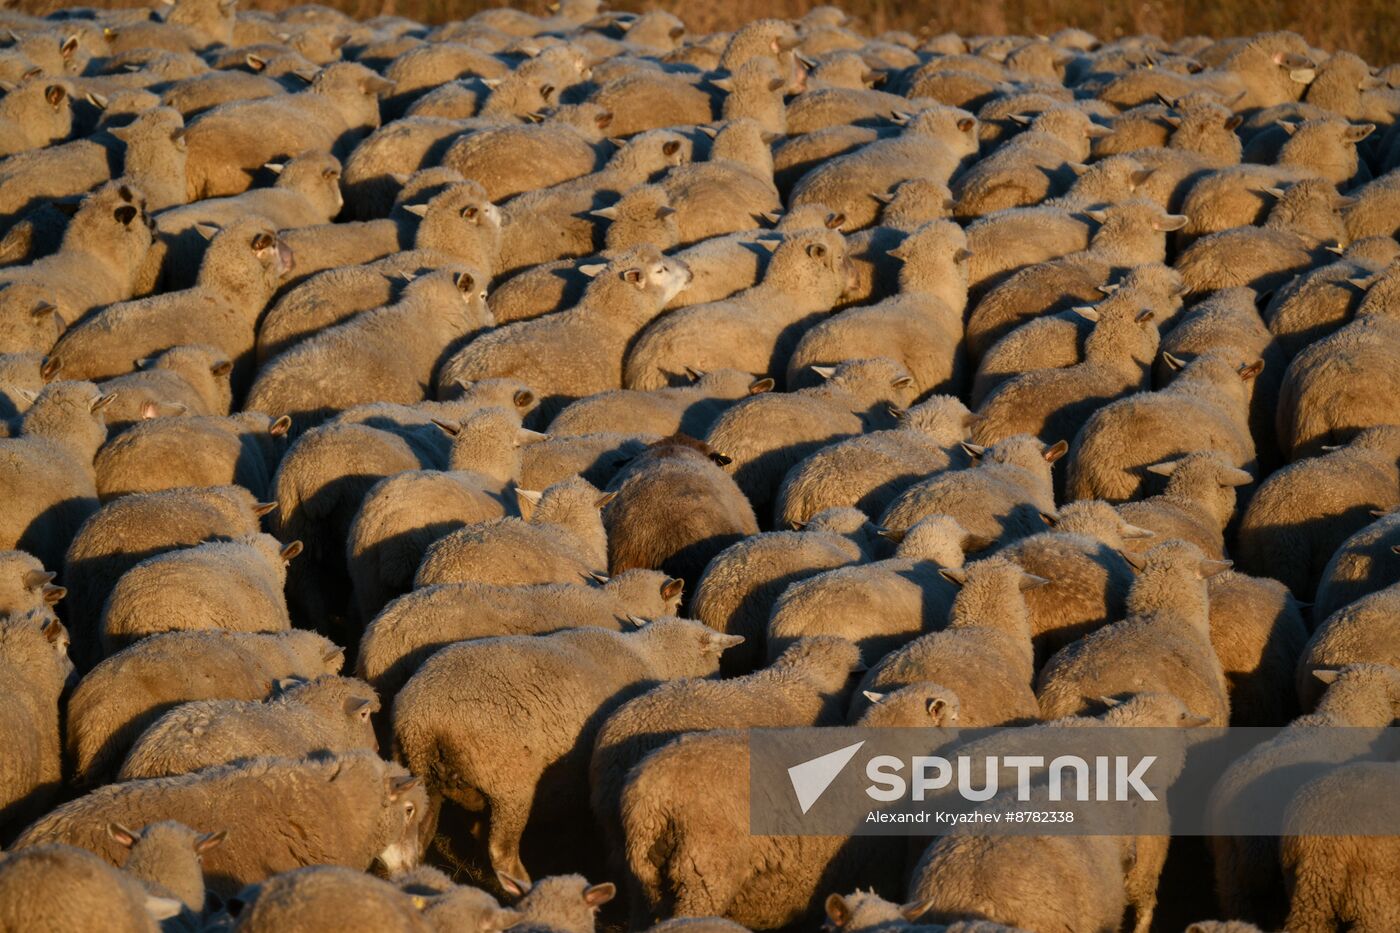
[279, 540, 303, 561]
[959, 441, 986, 458]
[400, 203, 429, 218]
[577, 262, 607, 278]
[1008, 113, 1033, 125]
[825, 894, 852, 927]
[91, 392, 118, 413]
[210, 360, 233, 377]
[386, 775, 420, 800]
[107, 823, 139, 848]
[144, 896, 184, 922]
[589, 206, 619, 220]
[1119, 523, 1155, 539]
[1071, 306, 1099, 322]
[263, 161, 285, 175]
[516, 428, 549, 446]
[195, 830, 228, 853]
[862, 690, 885, 703]
[1067, 162, 1091, 176]
[1098, 695, 1122, 708]
[594, 491, 618, 508]
[23, 570, 57, 590]
[1237, 360, 1264, 381]
[1042, 440, 1069, 463]
[269, 415, 293, 436]
[1312, 668, 1340, 685]
[697, 124, 719, 138]
[1277, 119, 1300, 135]
[1020, 572, 1050, 591]
[194, 223, 221, 241]
[497, 873, 531, 898]
[1343, 123, 1376, 142]
[661, 577, 684, 600]
[39, 356, 62, 380]
[1084, 208, 1108, 223]
[757, 238, 781, 252]
[710, 76, 734, 92]
[1134, 308, 1155, 324]
[252, 501, 278, 517]
[585, 571, 610, 585]
[432, 418, 460, 437]
[824, 212, 846, 230]
[1117, 549, 1146, 572]
[515, 488, 543, 519]
[938, 567, 967, 586]
[582, 883, 615, 907]
[810, 365, 837, 380]
[901, 896, 936, 922]
[1161, 351, 1187, 371]
[875, 527, 905, 543]
[1199, 559, 1233, 579]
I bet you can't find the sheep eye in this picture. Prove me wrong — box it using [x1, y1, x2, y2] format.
[462, 206, 478, 220]
[404, 803, 416, 819]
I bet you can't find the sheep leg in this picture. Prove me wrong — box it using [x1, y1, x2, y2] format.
[1284, 856, 1340, 933]
[486, 794, 532, 884]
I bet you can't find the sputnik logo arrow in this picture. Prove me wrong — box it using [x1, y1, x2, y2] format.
[787, 741, 864, 814]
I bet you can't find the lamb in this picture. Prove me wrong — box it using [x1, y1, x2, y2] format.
[1277, 266, 1400, 460]
[247, 269, 491, 432]
[618, 725, 902, 930]
[1179, 119, 1372, 238]
[775, 394, 976, 527]
[692, 508, 873, 673]
[148, 150, 344, 289]
[585, 68, 714, 137]
[392, 618, 741, 883]
[878, 435, 1064, 543]
[1199, 568, 1306, 727]
[0, 183, 153, 333]
[971, 302, 1160, 458]
[278, 175, 502, 290]
[971, 263, 1184, 407]
[118, 675, 379, 780]
[0, 380, 108, 572]
[356, 569, 681, 700]
[623, 228, 851, 391]
[1236, 425, 1400, 599]
[0, 843, 172, 932]
[1116, 452, 1253, 560]
[658, 119, 782, 245]
[438, 247, 690, 423]
[65, 628, 342, 788]
[952, 107, 1109, 217]
[225, 864, 438, 933]
[789, 105, 981, 229]
[1157, 286, 1286, 471]
[964, 199, 1185, 360]
[1174, 178, 1350, 297]
[785, 220, 969, 395]
[496, 129, 691, 274]
[1206, 663, 1400, 928]
[62, 484, 272, 670]
[94, 344, 233, 431]
[906, 693, 1211, 933]
[98, 532, 299, 654]
[1265, 238, 1400, 360]
[1313, 509, 1400, 622]
[1065, 349, 1261, 502]
[850, 555, 1042, 725]
[0, 107, 185, 220]
[13, 751, 427, 898]
[706, 357, 919, 515]
[49, 215, 290, 386]
[782, 82, 908, 134]
[500, 872, 617, 933]
[345, 407, 538, 621]
[0, 283, 65, 354]
[438, 104, 612, 202]
[0, 608, 71, 837]
[94, 410, 290, 501]
[255, 264, 405, 363]
[765, 514, 977, 670]
[519, 431, 656, 492]
[548, 369, 769, 440]
[714, 57, 791, 136]
[1037, 540, 1232, 725]
[0, 550, 64, 616]
[1280, 760, 1400, 933]
[1343, 169, 1400, 240]
[0, 79, 74, 157]
[996, 499, 1150, 666]
[962, 154, 1157, 296]
[414, 475, 611, 588]
[107, 820, 224, 919]
[589, 635, 860, 859]
[182, 61, 392, 199]
[1298, 581, 1400, 708]
[602, 435, 759, 593]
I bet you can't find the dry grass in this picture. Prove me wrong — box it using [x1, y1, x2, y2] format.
[10, 0, 1400, 64]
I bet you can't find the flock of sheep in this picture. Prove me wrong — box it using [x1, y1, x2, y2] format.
[0, 0, 1398, 929]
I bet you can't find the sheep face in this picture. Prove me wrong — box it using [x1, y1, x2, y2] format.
[375, 772, 426, 874]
